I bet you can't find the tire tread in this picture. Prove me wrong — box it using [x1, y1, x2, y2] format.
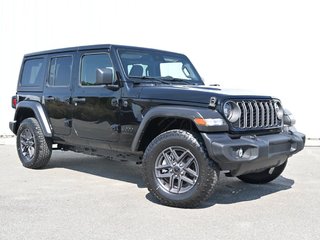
[17, 118, 52, 169]
[142, 129, 219, 208]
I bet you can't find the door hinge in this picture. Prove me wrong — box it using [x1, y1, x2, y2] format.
[64, 119, 72, 128]
[111, 98, 119, 107]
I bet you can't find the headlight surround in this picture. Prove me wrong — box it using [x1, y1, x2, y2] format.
[223, 101, 241, 123]
[274, 101, 284, 119]
[283, 109, 296, 126]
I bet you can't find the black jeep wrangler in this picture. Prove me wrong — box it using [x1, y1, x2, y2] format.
[10, 44, 305, 208]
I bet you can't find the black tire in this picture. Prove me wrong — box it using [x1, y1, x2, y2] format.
[16, 117, 52, 169]
[237, 160, 287, 184]
[142, 130, 219, 208]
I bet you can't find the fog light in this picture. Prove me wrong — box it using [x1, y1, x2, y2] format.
[232, 146, 258, 160]
[236, 148, 243, 158]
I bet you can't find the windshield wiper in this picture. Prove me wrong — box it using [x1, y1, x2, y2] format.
[130, 76, 197, 85]
[158, 76, 196, 85]
[130, 76, 172, 85]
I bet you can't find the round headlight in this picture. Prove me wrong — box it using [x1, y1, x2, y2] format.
[223, 102, 232, 119]
[274, 101, 284, 119]
[223, 101, 241, 122]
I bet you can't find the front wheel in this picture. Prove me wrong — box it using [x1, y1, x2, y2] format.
[142, 130, 219, 208]
[237, 160, 287, 184]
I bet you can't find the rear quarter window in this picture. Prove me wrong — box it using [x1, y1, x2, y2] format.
[20, 58, 46, 87]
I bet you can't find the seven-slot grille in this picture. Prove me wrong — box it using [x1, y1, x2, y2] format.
[233, 100, 281, 129]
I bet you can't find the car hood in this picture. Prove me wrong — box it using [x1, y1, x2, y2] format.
[138, 85, 273, 104]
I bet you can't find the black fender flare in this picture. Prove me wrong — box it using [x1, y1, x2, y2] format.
[13, 101, 52, 137]
[131, 105, 228, 152]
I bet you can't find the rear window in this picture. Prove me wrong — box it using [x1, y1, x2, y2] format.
[20, 58, 45, 86]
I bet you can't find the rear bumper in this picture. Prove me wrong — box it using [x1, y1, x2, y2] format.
[9, 121, 17, 134]
[201, 130, 305, 176]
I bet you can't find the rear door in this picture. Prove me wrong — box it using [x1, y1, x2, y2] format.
[43, 53, 74, 137]
[71, 50, 120, 142]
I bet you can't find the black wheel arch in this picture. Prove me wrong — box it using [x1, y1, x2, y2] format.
[12, 101, 52, 137]
[131, 105, 228, 152]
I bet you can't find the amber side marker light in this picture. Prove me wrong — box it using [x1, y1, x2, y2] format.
[194, 118, 207, 126]
[194, 117, 225, 127]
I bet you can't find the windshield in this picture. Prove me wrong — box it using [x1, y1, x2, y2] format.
[118, 49, 203, 85]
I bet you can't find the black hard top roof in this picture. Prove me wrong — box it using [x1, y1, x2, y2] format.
[24, 44, 183, 57]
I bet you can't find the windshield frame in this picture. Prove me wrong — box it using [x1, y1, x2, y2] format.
[116, 47, 204, 85]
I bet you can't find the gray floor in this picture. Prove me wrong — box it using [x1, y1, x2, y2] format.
[0, 145, 319, 240]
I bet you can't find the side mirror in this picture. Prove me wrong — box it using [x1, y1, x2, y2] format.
[96, 67, 114, 85]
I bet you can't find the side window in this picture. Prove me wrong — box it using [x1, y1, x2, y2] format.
[20, 58, 45, 86]
[80, 53, 113, 86]
[48, 56, 72, 86]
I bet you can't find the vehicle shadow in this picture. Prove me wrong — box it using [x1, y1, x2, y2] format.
[201, 175, 294, 207]
[146, 175, 294, 208]
[48, 151, 294, 208]
[47, 151, 145, 188]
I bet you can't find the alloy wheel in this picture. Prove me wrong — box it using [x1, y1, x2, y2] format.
[155, 146, 199, 194]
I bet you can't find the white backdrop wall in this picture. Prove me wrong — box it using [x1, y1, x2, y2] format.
[1, 0, 319, 138]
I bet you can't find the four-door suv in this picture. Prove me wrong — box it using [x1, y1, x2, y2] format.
[10, 44, 305, 208]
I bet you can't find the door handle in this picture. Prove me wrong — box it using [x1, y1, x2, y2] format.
[46, 96, 55, 101]
[72, 97, 86, 103]
[63, 98, 71, 103]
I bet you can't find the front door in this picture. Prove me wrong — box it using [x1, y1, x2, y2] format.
[44, 53, 74, 137]
[71, 51, 120, 142]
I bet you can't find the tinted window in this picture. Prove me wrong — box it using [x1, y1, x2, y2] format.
[80, 53, 113, 86]
[21, 58, 45, 86]
[118, 50, 202, 84]
[48, 56, 72, 86]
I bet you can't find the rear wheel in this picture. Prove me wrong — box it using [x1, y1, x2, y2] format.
[16, 118, 52, 169]
[142, 130, 219, 208]
[237, 161, 287, 184]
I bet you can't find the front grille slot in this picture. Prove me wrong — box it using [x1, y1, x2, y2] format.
[234, 100, 281, 130]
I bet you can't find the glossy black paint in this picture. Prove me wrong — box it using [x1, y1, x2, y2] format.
[44, 52, 75, 137]
[10, 44, 305, 173]
[12, 45, 277, 148]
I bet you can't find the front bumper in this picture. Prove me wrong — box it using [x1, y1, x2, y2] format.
[201, 130, 305, 176]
